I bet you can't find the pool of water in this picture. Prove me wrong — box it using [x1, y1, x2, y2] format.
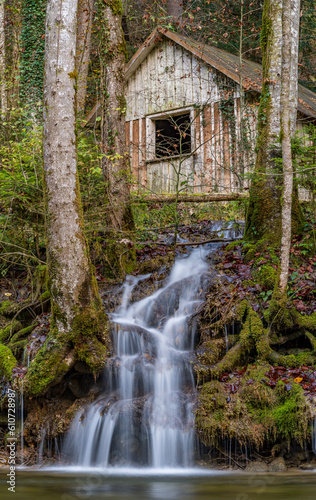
[1, 469, 316, 500]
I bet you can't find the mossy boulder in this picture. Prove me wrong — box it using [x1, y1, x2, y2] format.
[0, 345, 17, 380]
[253, 263, 277, 289]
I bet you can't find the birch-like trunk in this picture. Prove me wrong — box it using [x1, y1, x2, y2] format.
[43, 0, 100, 333]
[289, 0, 301, 136]
[76, 0, 93, 115]
[279, 0, 300, 294]
[100, 0, 133, 232]
[0, 0, 7, 116]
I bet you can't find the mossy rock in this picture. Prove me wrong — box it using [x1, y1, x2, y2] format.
[253, 263, 277, 289]
[0, 345, 17, 380]
[0, 300, 21, 318]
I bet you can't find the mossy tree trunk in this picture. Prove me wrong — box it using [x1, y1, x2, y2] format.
[76, 0, 93, 115]
[24, 0, 109, 396]
[244, 0, 302, 245]
[98, 0, 135, 278]
[0, 0, 7, 117]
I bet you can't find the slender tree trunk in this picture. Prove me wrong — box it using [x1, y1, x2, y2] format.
[99, 0, 133, 232]
[279, 0, 301, 295]
[289, 0, 301, 136]
[244, 0, 302, 244]
[0, 0, 7, 116]
[167, 0, 183, 23]
[76, 0, 93, 115]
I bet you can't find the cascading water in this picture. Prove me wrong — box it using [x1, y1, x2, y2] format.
[63, 222, 243, 469]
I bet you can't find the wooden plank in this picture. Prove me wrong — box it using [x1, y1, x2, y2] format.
[213, 102, 220, 191]
[223, 118, 231, 192]
[203, 105, 213, 192]
[141, 118, 147, 188]
[132, 119, 140, 185]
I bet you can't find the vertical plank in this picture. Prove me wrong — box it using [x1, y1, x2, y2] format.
[213, 102, 220, 191]
[141, 118, 147, 188]
[203, 105, 213, 192]
[132, 119, 140, 187]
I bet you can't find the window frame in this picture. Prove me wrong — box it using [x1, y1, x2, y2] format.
[146, 106, 195, 163]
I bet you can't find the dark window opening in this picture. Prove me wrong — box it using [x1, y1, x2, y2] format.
[155, 113, 191, 158]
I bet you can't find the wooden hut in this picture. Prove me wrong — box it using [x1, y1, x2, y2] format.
[86, 27, 316, 195]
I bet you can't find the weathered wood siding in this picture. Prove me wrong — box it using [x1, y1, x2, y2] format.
[125, 38, 298, 194]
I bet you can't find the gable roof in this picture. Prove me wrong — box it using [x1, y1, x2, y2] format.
[125, 27, 316, 120]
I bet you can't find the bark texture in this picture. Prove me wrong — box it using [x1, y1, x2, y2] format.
[43, 0, 100, 333]
[0, 0, 7, 116]
[279, 0, 300, 294]
[244, 0, 302, 244]
[76, 0, 93, 115]
[99, 0, 133, 232]
[289, 0, 301, 136]
[167, 0, 183, 23]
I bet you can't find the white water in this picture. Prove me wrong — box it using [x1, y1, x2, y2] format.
[63, 246, 212, 468]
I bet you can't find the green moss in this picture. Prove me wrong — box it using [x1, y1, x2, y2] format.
[24, 329, 71, 396]
[104, 0, 123, 16]
[225, 241, 241, 252]
[70, 308, 110, 373]
[9, 339, 28, 358]
[9, 324, 36, 344]
[103, 237, 136, 279]
[272, 381, 310, 444]
[253, 264, 277, 289]
[0, 301, 21, 317]
[0, 321, 23, 344]
[0, 345, 17, 380]
[39, 290, 50, 302]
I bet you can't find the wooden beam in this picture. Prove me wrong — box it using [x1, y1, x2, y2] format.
[133, 192, 249, 204]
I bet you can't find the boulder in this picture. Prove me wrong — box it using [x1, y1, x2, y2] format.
[268, 457, 287, 472]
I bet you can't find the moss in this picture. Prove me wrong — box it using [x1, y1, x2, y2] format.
[70, 308, 110, 373]
[104, 0, 123, 16]
[10, 324, 36, 344]
[0, 301, 21, 318]
[24, 329, 71, 396]
[272, 381, 310, 444]
[103, 237, 136, 279]
[9, 339, 28, 358]
[224, 241, 241, 252]
[0, 345, 17, 380]
[39, 290, 50, 302]
[0, 321, 23, 344]
[253, 264, 277, 289]
[293, 310, 316, 332]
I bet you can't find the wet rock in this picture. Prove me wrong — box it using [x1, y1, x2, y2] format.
[245, 460, 268, 472]
[300, 463, 315, 471]
[68, 374, 93, 398]
[268, 457, 287, 472]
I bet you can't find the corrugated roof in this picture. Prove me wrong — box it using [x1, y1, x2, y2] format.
[125, 27, 316, 119]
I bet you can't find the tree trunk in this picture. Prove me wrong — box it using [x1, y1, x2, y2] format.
[25, 0, 109, 396]
[98, 0, 135, 278]
[99, 0, 133, 232]
[167, 0, 183, 23]
[0, 0, 7, 116]
[279, 0, 301, 295]
[244, 0, 302, 244]
[289, 0, 301, 136]
[76, 0, 93, 115]
[279, 0, 293, 295]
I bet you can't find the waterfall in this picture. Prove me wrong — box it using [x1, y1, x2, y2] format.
[63, 246, 213, 468]
[63, 222, 243, 469]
